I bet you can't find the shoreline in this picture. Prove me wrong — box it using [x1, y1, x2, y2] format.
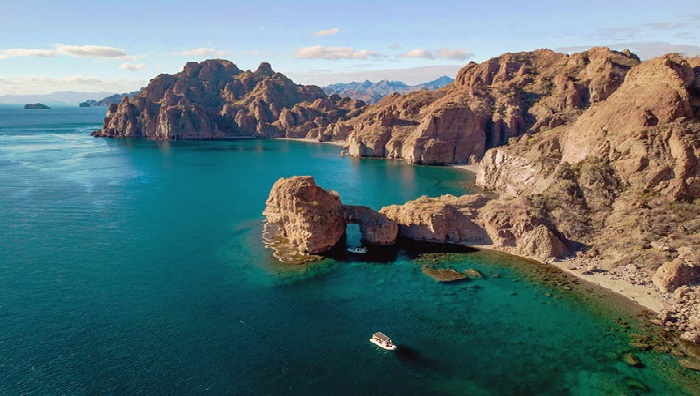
[277, 137, 346, 147]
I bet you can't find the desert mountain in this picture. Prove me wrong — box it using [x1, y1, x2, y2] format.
[85, 91, 141, 107]
[322, 76, 454, 104]
[93, 60, 365, 140]
[320, 47, 641, 165]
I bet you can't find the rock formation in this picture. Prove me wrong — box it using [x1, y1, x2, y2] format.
[263, 177, 568, 263]
[24, 103, 50, 109]
[476, 53, 700, 292]
[262, 176, 346, 255]
[262, 176, 398, 262]
[325, 47, 640, 164]
[93, 60, 365, 140]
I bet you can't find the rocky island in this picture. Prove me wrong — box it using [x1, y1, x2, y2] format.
[94, 49, 700, 358]
[24, 103, 51, 109]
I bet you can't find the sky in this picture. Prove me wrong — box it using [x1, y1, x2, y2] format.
[0, 0, 699, 95]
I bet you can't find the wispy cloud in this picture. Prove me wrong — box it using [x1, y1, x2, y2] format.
[0, 75, 146, 95]
[120, 62, 147, 71]
[400, 48, 474, 61]
[0, 44, 126, 59]
[404, 48, 434, 59]
[293, 45, 385, 60]
[55, 44, 126, 57]
[313, 27, 339, 37]
[435, 48, 474, 61]
[176, 48, 227, 58]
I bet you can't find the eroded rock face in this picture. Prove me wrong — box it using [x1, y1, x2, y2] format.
[342, 205, 398, 245]
[333, 47, 639, 165]
[475, 53, 700, 289]
[381, 194, 491, 244]
[263, 176, 345, 255]
[93, 60, 365, 140]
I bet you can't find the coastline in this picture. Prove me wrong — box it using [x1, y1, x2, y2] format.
[277, 137, 346, 147]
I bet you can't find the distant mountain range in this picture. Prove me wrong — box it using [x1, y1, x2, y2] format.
[84, 91, 141, 107]
[323, 75, 454, 103]
[0, 91, 116, 105]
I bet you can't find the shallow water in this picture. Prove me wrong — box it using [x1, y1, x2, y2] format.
[1, 106, 698, 395]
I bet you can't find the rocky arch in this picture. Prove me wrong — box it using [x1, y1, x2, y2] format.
[341, 205, 398, 246]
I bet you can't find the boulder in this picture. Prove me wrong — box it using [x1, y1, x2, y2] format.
[422, 267, 468, 282]
[263, 176, 345, 255]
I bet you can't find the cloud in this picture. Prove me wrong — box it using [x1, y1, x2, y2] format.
[0, 44, 126, 59]
[403, 48, 434, 59]
[389, 43, 402, 50]
[293, 45, 384, 60]
[435, 48, 474, 61]
[120, 62, 147, 71]
[54, 44, 125, 57]
[177, 48, 227, 58]
[313, 27, 339, 37]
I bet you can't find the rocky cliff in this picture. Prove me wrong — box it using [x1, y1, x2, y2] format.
[474, 54, 700, 341]
[323, 47, 640, 165]
[92, 60, 365, 140]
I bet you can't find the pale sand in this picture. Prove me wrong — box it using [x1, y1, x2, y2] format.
[447, 163, 482, 173]
[549, 259, 668, 313]
[277, 137, 346, 147]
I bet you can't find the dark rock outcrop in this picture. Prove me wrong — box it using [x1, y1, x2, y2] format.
[24, 103, 50, 109]
[93, 59, 364, 140]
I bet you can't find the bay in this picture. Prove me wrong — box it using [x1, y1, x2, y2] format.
[0, 106, 697, 395]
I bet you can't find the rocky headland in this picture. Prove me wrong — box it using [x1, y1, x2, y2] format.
[92, 60, 364, 140]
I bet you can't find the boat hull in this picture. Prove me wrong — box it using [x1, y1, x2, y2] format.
[370, 338, 397, 351]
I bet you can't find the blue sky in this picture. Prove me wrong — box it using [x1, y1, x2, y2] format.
[1, 0, 699, 95]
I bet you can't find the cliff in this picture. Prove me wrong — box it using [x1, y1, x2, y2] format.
[92, 60, 364, 140]
[475, 54, 700, 342]
[324, 47, 640, 165]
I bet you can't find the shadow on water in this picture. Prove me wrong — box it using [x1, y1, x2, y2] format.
[323, 237, 478, 264]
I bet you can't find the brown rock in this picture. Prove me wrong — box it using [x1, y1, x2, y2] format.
[653, 258, 700, 293]
[679, 359, 700, 371]
[263, 176, 345, 255]
[380, 194, 491, 244]
[339, 47, 638, 165]
[94, 60, 365, 140]
[342, 205, 398, 245]
[422, 267, 468, 282]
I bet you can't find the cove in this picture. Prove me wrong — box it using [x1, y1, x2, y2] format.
[0, 107, 698, 395]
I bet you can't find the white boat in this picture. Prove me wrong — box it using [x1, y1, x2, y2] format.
[370, 332, 397, 350]
[347, 247, 368, 254]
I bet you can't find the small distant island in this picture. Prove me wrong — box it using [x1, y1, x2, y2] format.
[78, 102, 91, 108]
[24, 103, 51, 109]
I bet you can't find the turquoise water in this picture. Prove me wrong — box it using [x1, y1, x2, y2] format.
[1, 106, 698, 395]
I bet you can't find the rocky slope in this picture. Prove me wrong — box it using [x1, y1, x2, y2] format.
[321, 47, 640, 165]
[92, 60, 364, 140]
[322, 76, 454, 104]
[475, 53, 700, 343]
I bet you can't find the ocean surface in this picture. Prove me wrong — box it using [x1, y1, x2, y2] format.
[1, 105, 698, 395]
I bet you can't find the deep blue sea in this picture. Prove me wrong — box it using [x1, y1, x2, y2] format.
[1, 105, 698, 395]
